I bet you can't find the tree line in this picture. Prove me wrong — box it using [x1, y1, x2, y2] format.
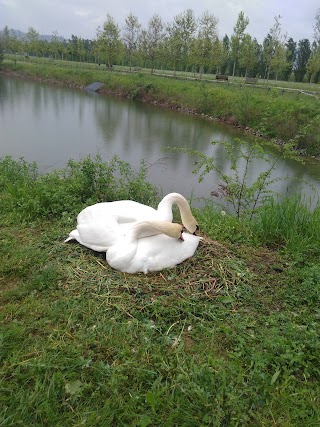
[1, 9, 320, 83]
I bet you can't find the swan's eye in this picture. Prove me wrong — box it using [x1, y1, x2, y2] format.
[193, 224, 199, 235]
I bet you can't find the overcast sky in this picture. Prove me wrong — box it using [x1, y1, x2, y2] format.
[1, 0, 319, 43]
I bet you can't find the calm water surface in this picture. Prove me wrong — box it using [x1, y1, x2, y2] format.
[1, 76, 320, 205]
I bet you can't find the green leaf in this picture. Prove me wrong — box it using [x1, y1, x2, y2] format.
[271, 370, 281, 385]
[146, 390, 156, 411]
[65, 380, 83, 396]
[138, 414, 152, 427]
[220, 296, 235, 304]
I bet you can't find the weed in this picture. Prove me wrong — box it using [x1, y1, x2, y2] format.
[168, 138, 301, 220]
[0, 155, 157, 221]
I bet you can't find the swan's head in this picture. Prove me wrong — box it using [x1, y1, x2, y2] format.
[181, 213, 199, 235]
[131, 221, 184, 240]
[183, 219, 199, 235]
[168, 223, 185, 241]
[151, 221, 184, 241]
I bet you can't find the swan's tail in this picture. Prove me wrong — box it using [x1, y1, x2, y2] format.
[64, 229, 79, 243]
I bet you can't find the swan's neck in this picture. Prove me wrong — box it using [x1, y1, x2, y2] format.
[127, 221, 181, 240]
[157, 193, 192, 224]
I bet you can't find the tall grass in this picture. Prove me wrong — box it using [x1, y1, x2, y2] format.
[0, 155, 157, 221]
[196, 193, 320, 260]
[252, 194, 320, 258]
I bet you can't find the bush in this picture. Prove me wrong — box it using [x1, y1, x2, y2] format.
[0, 155, 157, 220]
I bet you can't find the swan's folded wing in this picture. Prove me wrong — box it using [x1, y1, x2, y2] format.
[77, 201, 159, 224]
[76, 219, 123, 251]
[134, 233, 200, 273]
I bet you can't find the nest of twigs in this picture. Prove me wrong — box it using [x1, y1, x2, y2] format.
[64, 232, 249, 303]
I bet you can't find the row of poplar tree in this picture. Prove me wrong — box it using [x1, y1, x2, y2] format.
[1, 9, 320, 83]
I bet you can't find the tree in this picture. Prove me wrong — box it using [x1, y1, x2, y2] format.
[165, 9, 196, 75]
[123, 13, 141, 71]
[270, 42, 288, 81]
[77, 37, 86, 62]
[230, 11, 249, 76]
[263, 15, 286, 81]
[212, 37, 228, 74]
[97, 14, 121, 68]
[307, 44, 320, 81]
[0, 36, 4, 64]
[294, 39, 311, 82]
[50, 31, 64, 60]
[283, 37, 296, 80]
[194, 11, 219, 77]
[140, 14, 165, 74]
[7, 30, 21, 63]
[221, 34, 231, 74]
[311, 8, 320, 82]
[68, 35, 78, 61]
[314, 8, 320, 44]
[1, 26, 10, 53]
[238, 34, 259, 77]
[26, 26, 39, 56]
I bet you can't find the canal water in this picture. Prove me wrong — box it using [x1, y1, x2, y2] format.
[1, 75, 319, 206]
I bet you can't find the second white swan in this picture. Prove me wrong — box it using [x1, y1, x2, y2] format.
[104, 220, 201, 273]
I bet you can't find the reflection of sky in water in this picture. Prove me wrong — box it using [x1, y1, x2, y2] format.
[1, 76, 320, 206]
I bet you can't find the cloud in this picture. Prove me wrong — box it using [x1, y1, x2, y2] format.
[74, 9, 90, 18]
[0, 0, 17, 7]
[1, 0, 318, 42]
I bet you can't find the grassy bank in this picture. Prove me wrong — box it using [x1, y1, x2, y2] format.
[1, 59, 320, 156]
[1, 156, 320, 426]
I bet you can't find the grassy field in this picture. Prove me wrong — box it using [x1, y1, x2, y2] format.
[4, 54, 320, 92]
[1, 156, 320, 426]
[1, 58, 320, 156]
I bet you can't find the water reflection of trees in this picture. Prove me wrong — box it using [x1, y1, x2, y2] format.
[2, 76, 320, 202]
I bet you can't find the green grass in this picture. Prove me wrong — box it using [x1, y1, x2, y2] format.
[1, 157, 320, 426]
[1, 59, 320, 155]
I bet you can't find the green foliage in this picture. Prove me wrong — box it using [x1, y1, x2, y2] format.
[0, 40, 4, 64]
[196, 192, 320, 261]
[170, 138, 300, 220]
[252, 194, 320, 258]
[292, 114, 320, 155]
[0, 155, 157, 221]
[167, 141, 320, 260]
[131, 82, 155, 100]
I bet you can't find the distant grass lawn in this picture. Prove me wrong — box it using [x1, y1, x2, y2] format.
[1, 156, 320, 426]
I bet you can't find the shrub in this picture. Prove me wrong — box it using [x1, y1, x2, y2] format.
[0, 155, 157, 220]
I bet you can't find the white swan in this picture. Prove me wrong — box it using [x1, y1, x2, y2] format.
[75, 193, 199, 234]
[65, 215, 126, 252]
[104, 221, 201, 274]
